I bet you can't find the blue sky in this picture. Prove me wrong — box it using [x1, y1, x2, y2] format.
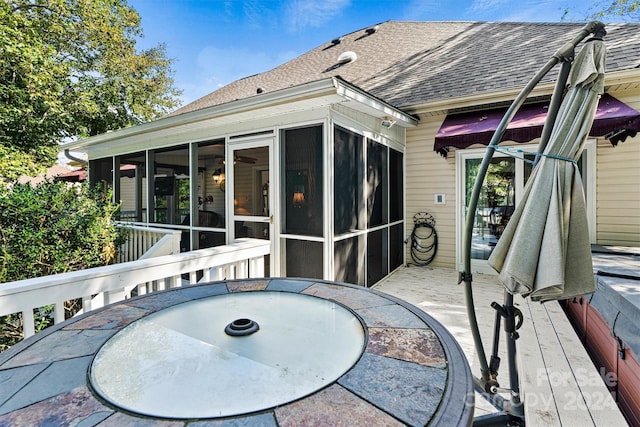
[128, 0, 609, 107]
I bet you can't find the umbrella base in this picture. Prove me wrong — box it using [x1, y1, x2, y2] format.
[473, 412, 524, 427]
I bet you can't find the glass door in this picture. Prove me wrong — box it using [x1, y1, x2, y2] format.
[230, 142, 272, 240]
[458, 147, 534, 273]
[229, 139, 273, 273]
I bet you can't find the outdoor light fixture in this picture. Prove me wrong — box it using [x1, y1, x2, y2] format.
[381, 117, 396, 128]
[292, 186, 305, 208]
[212, 169, 224, 184]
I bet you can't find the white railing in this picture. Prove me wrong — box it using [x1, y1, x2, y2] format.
[0, 238, 270, 341]
[117, 224, 182, 263]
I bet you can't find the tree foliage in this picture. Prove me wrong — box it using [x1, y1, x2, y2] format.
[0, 0, 182, 181]
[592, 0, 640, 21]
[0, 180, 126, 350]
[0, 181, 125, 282]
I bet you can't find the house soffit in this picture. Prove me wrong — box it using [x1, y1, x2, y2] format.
[63, 77, 416, 156]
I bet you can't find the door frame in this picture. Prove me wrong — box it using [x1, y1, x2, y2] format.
[227, 136, 278, 275]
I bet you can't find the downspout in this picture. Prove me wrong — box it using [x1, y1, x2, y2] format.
[64, 149, 88, 166]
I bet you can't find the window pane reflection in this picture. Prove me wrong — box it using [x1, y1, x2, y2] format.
[117, 152, 146, 223]
[152, 145, 190, 226]
[233, 147, 269, 217]
[466, 157, 515, 260]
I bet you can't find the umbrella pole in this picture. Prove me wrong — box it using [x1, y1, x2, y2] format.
[461, 20, 606, 420]
[462, 54, 561, 392]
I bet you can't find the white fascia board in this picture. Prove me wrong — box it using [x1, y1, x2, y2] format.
[334, 81, 418, 127]
[63, 78, 341, 152]
[63, 77, 417, 155]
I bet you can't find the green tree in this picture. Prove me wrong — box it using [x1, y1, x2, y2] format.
[592, 0, 640, 21]
[0, 181, 126, 350]
[0, 0, 181, 182]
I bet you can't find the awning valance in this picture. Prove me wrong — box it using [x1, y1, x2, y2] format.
[434, 93, 640, 156]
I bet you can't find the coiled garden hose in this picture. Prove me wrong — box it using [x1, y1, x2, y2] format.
[408, 212, 438, 266]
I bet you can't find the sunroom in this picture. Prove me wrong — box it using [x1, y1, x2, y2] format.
[64, 77, 417, 287]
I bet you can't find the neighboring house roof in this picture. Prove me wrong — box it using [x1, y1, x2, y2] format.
[17, 165, 77, 185]
[172, 21, 640, 117]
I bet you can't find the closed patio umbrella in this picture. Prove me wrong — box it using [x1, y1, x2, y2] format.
[487, 37, 605, 302]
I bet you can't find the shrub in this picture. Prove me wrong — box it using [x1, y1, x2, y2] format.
[0, 180, 125, 350]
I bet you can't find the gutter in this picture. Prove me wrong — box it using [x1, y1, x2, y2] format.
[64, 148, 88, 166]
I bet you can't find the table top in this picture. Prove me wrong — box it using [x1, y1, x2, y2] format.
[0, 278, 473, 426]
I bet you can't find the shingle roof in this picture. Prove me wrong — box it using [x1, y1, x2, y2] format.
[171, 21, 640, 116]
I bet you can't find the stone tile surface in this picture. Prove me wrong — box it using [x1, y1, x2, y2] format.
[355, 304, 427, 328]
[367, 327, 447, 368]
[0, 356, 93, 415]
[64, 304, 150, 330]
[302, 283, 394, 309]
[339, 352, 447, 426]
[0, 330, 115, 369]
[275, 384, 404, 427]
[127, 283, 229, 311]
[0, 386, 111, 427]
[96, 412, 183, 426]
[0, 363, 48, 406]
[0, 278, 472, 425]
[188, 412, 277, 426]
[266, 278, 314, 293]
[227, 279, 270, 292]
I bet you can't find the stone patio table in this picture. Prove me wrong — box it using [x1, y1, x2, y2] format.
[0, 279, 473, 426]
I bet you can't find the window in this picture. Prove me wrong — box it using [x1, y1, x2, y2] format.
[150, 145, 190, 226]
[116, 152, 146, 223]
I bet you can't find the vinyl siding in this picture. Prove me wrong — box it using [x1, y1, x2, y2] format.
[405, 114, 457, 268]
[595, 91, 640, 246]
[405, 90, 640, 269]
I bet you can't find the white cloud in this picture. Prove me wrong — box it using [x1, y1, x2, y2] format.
[465, 0, 587, 22]
[284, 0, 351, 33]
[175, 45, 298, 105]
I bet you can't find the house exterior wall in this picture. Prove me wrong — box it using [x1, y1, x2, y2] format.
[405, 113, 457, 269]
[405, 91, 640, 270]
[595, 90, 640, 246]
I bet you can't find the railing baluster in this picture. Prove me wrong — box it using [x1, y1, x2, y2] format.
[0, 239, 269, 345]
[22, 309, 35, 338]
[54, 302, 65, 325]
[82, 295, 92, 313]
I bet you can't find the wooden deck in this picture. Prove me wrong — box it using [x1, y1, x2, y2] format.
[374, 266, 627, 426]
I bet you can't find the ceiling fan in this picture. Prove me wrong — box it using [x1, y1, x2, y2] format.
[219, 155, 257, 165]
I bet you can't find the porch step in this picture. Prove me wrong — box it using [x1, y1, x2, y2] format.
[517, 297, 627, 426]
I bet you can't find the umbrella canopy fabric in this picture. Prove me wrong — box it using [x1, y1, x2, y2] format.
[487, 38, 605, 302]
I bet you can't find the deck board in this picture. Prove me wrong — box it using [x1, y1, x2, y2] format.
[543, 300, 626, 426]
[375, 266, 627, 426]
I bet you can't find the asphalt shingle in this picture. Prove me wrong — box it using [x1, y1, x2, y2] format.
[171, 21, 640, 116]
